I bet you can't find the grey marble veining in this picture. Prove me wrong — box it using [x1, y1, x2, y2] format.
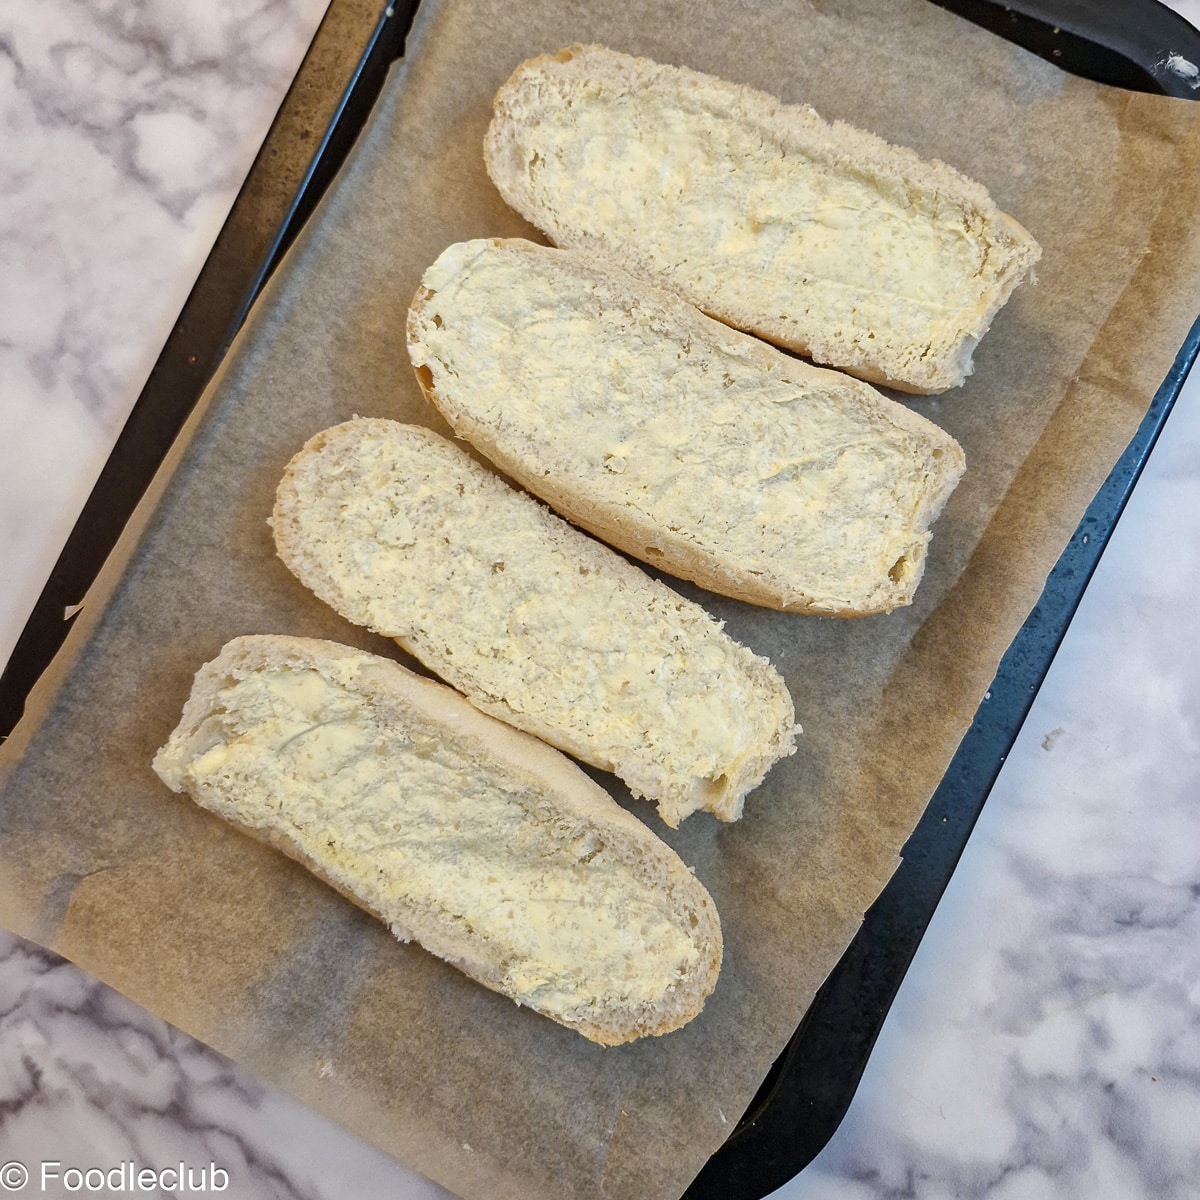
[0, 930, 449, 1198]
[771, 359, 1200, 1199]
[0, 0, 330, 670]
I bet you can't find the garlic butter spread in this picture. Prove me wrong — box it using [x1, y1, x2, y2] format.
[176, 663, 699, 1017]
[413, 241, 938, 610]
[281, 422, 794, 818]
[505, 84, 995, 360]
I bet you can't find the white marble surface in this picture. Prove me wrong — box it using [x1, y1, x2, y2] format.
[0, 0, 331, 671]
[773, 360, 1200, 1200]
[1, 2, 1199, 1199]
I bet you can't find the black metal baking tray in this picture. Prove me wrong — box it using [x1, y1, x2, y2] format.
[933, 0, 1200, 98]
[687, 5, 1200, 1191]
[2, 1, 1198, 1196]
[687, 315, 1200, 1197]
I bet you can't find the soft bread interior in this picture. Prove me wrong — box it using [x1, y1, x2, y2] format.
[153, 636, 723, 1045]
[272, 420, 798, 827]
[408, 239, 966, 616]
[485, 45, 1041, 393]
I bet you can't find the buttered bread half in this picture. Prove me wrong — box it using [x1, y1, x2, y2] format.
[408, 239, 966, 617]
[153, 636, 722, 1045]
[272, 419, 797, 828]
[485, 45, 1041, 394]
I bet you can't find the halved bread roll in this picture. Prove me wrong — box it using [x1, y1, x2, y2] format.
[484, 45, 1041, 393]
[408, 238, 966, 617]
[153, 635, 723, 1045]
[271, 419, 798, 828]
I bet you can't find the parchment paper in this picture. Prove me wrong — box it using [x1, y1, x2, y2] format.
[3, 1, 1199, 1197]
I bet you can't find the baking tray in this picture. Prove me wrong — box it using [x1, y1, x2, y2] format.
[1, 1, 1198, 1196]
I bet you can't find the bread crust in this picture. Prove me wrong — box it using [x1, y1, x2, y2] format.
[484, 45, 1042, 394]
[153, 635, 723, 1045]
[407, 238, 966, 617]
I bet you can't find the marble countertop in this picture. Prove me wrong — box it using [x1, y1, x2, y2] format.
[2, 3, 1198, 1198]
